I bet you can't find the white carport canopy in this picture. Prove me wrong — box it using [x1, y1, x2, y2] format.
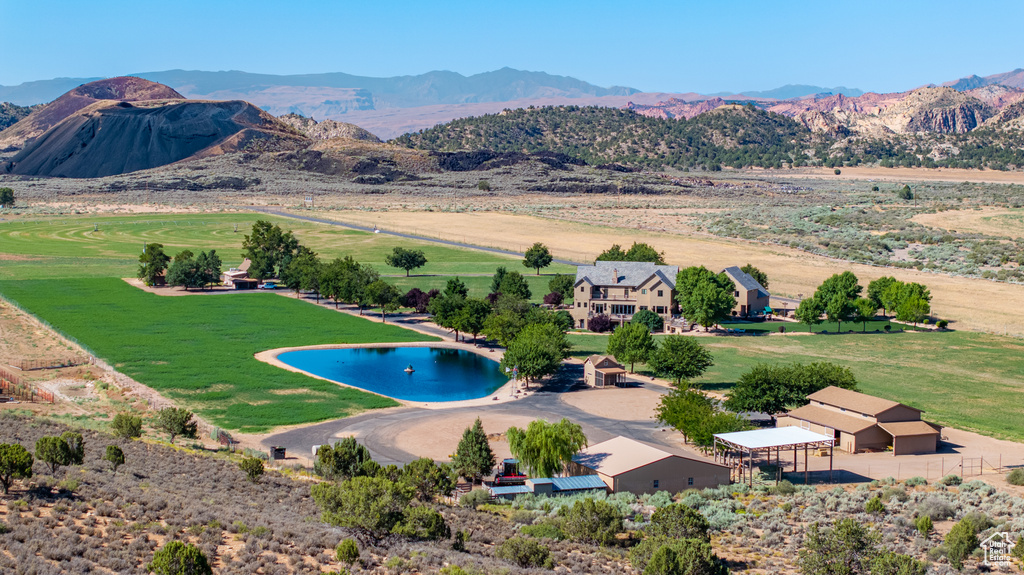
[713, 428, 836, 486]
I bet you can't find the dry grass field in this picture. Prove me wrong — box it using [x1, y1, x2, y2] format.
[913, 207, 1024, 237]
[310, 209, 1024, 335]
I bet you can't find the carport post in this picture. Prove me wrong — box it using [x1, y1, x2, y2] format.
[829, 444, 834, 482]
[804, 445, 809, 485]
[793, 445, 798, 472]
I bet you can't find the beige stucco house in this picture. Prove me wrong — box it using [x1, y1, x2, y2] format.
[582, 355, 627, 388]
[569, 436, 731, 494]
[777, 386, 940, 455]
[571, 261, 679, 330]
[721, 266, 770, 317]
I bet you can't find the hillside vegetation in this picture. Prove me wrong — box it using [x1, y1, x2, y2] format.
[396, 105, 1024, 171]
[396, 105, 811, 170]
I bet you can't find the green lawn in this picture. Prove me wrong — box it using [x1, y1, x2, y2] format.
[0, 278, 438, 433]
[568, 331, 1024, 441]
[0, 214, 574, 280]
[720, 319, 899, 334]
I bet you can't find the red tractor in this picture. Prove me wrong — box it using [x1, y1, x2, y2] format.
[492, 458, 528, 486]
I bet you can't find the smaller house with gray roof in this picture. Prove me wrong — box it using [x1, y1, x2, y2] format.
[571, 260, 679, 330]
[722, 266, 770, 317]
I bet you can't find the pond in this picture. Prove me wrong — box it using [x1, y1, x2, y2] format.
[276, 346, 509, 402]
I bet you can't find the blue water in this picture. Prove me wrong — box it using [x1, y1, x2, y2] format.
[277, 346, 509, 402]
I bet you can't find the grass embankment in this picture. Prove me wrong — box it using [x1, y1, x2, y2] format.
[0, 213, 574, 281]
[568, 331, 1024, 442]
[0, 278, 438, 433]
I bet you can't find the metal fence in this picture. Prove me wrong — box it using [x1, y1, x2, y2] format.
[11, 357, 90, 371]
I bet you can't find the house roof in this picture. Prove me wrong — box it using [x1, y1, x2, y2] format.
[573, 436, 727, 476]
[807, 386, 921, 416]
[722, 266, 770, 298]
[238, 258, 251, 272]
[575, 261, 678, 289]
[784, 404, 878, 434]
[878, 421, 941, 437]
[584, 355, 620, 367]
[490, 475, 608, 497]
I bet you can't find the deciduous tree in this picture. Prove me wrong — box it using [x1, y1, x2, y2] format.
[647, 336, 713, 386]
[454, 298, 491, 343]
[548, 274, 575, 301]
[794, 297, 824, 332]
[385, 247, 428, 276]
[896, 296, 930, 327]
[507, 418, 587, 478]
[523, 242, 553, 275]
[242, 220, 300, 280]
[606, 321, 657, 373]
[500, 322, 570, 383]
[853, 298, 878, 332]
[725, 362, 857, 419]
[365, 279, 401, 322]
[0, 187, 14, 208]
[497, 270, 532, 300]
[740, 263, 769, 289]
[631, 308, 664, 332]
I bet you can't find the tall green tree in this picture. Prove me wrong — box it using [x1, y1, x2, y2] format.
[523, 242, 553, 275]
[385, 247, 428, 276]
[428, 290, 468, 341]
[853, 298, 878, 332]
[194, 250, 222, 289]
[794, 297, 824, 332]
[454, 298, 491, 343]
[242, 220, 300, 280]
[281, 246, 319, 294]
[824, 293, 854, 332]
[596, 244, 628, 262]
[0, 443, 33, 494]
[498, 270, 532, 300]
[631, 309, 664, 332]
[482, 295, 534, 346]
[507, 418, 587, 478]
[490, 266, 509, 294]
[548, 274, 575, 301]
[896, 297, 930, 327]
[451, 418, 495, 483]
[155, 407, 198, 444]
[624, 242, 666, 264]
[606, 321, 657, 373]
[444, 277, 469, 298]
[647, 336, 713, 386]
[867, 276, 898, 315]
[740, 263, 769, 289]
[500, 322, 570, 383]
[35, 436, 72, 475]
[365, 279, 401, 322]
[0, 187, 14, 208]
[813, 271, 862, 303]
[656, 388, 713, 444]
[137, 243, 170, 286]
[675, 266, 736, 330]
[725, 362, 857, 418]
[400, 458, 455, 501]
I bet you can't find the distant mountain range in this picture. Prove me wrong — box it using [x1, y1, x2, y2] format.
[711, 85, 864, 100]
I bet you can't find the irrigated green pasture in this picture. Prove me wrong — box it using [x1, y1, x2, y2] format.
[0, 278, 437, 433]
[0, 213, 574, 280]
[568, 331, 1024, 441]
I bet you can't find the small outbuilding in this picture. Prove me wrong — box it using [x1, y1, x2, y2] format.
[569, 436, 730, 494]
[583, 355, 627, 388]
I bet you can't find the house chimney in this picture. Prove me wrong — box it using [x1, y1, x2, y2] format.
[613, 269, 618, 284]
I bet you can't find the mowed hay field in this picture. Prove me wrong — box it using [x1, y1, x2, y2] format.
[323, 209, 1024, 335]
[912, 207, 1024, 238]
[0, 278, 436, 432]
[568, 331, 1024, 442]
[0, 213, 574, 280]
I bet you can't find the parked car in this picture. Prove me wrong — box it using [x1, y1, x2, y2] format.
[258, 282, 278, 290]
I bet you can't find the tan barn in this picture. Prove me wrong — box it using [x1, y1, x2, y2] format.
[569, 436, 730, 494]
[777, 386, 941, 455]
[583, 355, 627, 388]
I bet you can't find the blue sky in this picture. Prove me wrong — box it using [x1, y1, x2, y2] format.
[3, 0, 1022, 93]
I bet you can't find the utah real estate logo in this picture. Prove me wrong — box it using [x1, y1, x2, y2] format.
[980, 532, 1018, 567]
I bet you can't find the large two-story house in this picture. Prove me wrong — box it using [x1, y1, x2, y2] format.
[722, 266, 770, 317]
[571, 261, 679, 330]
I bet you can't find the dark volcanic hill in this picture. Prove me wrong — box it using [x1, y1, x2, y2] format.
[0, 77, 184, 150]
[4, 99, 307, 178]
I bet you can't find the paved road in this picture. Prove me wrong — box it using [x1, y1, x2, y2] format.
[251, 207, 587, 267]
[262, 365, 674, 466]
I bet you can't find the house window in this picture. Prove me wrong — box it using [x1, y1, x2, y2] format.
[655, 306, 665, 314]
[687, 477, 694, 486]
[653, 480, 659, 488]
[639, 306, 648, 311]
[657, 290, 663, 297]
[734, 291, 740, 297]
[642, 289, 648, 294]
[580, 286, 585, 292]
